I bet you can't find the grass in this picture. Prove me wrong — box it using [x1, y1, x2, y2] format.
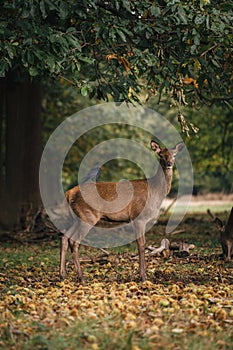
[0, 213, 233, 350]
[187, 203, 233, 213]
[164, 195, 233, 214]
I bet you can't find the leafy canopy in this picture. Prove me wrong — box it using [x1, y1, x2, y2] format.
[1, 0, 233, 106]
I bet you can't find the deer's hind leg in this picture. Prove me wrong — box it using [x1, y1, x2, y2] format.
[60, 235, 69, 280]
[59, 221, 83, 281]
[68, 219, 97, 282]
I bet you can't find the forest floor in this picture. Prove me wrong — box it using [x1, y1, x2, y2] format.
[0, 207, 233, 350]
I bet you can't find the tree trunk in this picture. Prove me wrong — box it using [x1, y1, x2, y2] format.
[0, 78, 5, 188]
[0, 73, 42, 231]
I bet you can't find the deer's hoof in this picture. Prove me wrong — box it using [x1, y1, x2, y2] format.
[77, 275, 85, 284]
[60, 273, 66, 280]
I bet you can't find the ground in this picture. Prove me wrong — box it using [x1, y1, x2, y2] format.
[0, 208, 233, 350]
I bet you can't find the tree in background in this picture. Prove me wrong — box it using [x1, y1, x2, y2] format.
[185, 107, 233, 193]
[0, 0, 232, 229]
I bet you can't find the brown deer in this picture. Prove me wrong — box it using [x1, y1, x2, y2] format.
[208, 207, 233, 261]
[60, 140, 184, 282]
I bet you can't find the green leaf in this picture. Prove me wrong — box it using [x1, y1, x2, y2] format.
[194, 35, 200, 46]
[66, 27, 76, 34]
[40, 1, 47, 19]
[178, 6, 187, 25]
[81, 86, 88, 96]
[117, 29, 127, 42]
[206, 15, 210, 29]
[122, 0, 131, 12]
[211, 59, 220, 68]
[59, 2, 69, 19]
[49, 34, 60, 43]
[79, 56, 94, 64]
[0, 60, 11, 77]
[29, 66, 39, 76]
[45, 56, 56, 71]
[44, 0, 57, 11]
[150, 5, 161, 16]
[26, 50, 35, 65]
[34, 49, 46, 61]
[115, 0, 120, 11]
[6, 44, 14, 59]
[66, 35, 81, 51]
[190, 45, 197, 54]
[0, 21, 8, 35]
[195, 14, 205, 25]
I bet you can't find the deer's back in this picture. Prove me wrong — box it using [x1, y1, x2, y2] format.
[65, 180, 151, 222]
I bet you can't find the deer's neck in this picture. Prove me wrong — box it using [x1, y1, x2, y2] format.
[154, 164, 173, 196]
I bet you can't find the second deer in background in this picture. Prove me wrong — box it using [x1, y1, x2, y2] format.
[208, 207, 233, 261]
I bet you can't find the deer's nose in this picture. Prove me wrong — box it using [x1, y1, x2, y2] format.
[167, 161, 173, 167]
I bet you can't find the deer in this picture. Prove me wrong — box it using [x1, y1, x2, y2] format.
[207, 207, 233, 261]
[59, 140, 185, 282]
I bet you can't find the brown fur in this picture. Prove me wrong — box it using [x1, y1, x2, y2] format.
[208, 207, 233, 261]
[60, 140, 184, 282]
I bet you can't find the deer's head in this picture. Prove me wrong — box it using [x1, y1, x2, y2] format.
[150, 141, 185, 169]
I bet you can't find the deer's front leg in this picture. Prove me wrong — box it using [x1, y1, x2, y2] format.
[60, 235, 69, 280]
[137, 234, 147, 282]
[225, 240, 233, 262]
[70, 239, 84, 282]
[134, 221, 147, 281]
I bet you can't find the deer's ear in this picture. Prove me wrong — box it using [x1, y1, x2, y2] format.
[150, 140, 161, 154]
[215, 217, 225, 231]
[174, 141, 185, 154]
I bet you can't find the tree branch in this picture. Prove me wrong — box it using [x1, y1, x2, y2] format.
[200, 42, 218, 57]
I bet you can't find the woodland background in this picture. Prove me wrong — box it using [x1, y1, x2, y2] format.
[0, 0, 233, 231]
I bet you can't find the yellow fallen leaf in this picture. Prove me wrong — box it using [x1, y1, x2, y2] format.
[229, 309, 233, 317]
[214, 308, 227, 320]
[152, 318, 164, 326]
[87, 334, 97, 343]
[159, 299, 170, 307]
[144, 325, 159, 335]
[28, 303, 36, 311]
[125, 312, 137, 321]
[124, 320, 137, 330]
[59, 317, 71, 326]
[141, 280, 154, 289]
[132, 346, 141, 350]
[91, 344, 99, 350]
[70, 308, 79, 317]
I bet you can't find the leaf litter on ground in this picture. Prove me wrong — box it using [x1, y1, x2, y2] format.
[0, 214, 233, 349]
